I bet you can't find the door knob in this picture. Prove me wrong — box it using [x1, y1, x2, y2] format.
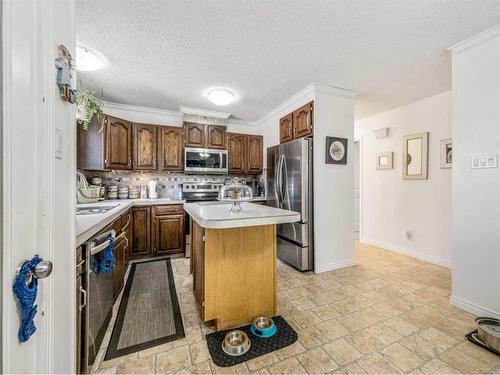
[33, 260, 53, 279]
[16, 256, 53, 283]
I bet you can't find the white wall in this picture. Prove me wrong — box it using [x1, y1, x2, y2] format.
[355, 92, 452, 267]
[313, 87, 356, 272]
[450, 28, 500, 318]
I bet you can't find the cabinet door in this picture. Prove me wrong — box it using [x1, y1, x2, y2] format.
[77, 115, 106, 171]
[207, 125, 227, 149]
[159, 126, 183, 171]
[227, 133, 246, 173]
[113, 238, 126, 298]
[152, 213, 184, 256]
[183, 122, 206, 148]
[279, 114, 293, 143]
[105, 116, 132, 170]
[129, 207, 151, 258]
[292, 101, 314, 139]
[191, 221, 205, 319]
[245, 135, 263, 174]
[133, 123, 157, 170]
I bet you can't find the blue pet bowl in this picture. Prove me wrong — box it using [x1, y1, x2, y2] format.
[250, 316, 277, 338]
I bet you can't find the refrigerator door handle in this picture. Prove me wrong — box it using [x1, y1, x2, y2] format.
[281, 155, 292, 211]
[277, 154, 284, 206]
[275, 154, 281, 206]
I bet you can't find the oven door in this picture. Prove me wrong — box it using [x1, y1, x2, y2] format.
[184, 147, 228, 174]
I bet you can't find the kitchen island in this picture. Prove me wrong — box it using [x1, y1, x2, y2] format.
[184, 202, 300, 330]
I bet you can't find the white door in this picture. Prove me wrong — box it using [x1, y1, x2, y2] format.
[353, 141, 360, 240]
[2, 0, 76, 373]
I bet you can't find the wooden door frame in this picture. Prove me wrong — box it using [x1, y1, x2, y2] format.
[354, 137, 364, 241]
[2, 0, 76, 372]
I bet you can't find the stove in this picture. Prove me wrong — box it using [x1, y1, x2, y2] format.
[182, 182, 224, 202]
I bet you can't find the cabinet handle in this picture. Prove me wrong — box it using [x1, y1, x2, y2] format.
[79, 287, 87, 311]
[128, 155, 131, 166]
[122, 213, 131, 232]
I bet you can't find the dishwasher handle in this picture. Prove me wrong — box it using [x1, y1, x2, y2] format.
[89, 229, 116, 256]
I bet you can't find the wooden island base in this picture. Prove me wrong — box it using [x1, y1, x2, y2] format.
[191, 220, 277, 330]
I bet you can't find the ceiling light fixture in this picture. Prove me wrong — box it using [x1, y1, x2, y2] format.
[75, 44, 108, 72]
[206, 88, 235, 106]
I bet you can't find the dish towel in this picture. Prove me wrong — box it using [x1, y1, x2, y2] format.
[92, 235, 116, 274]
[13, 256, 43, 342]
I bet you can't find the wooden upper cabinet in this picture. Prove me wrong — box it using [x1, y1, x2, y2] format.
[227, 133, 246, 173]
[292, 101, 314, 139]
[207, 125, 227, 149]
[133, 123, 157, 170]
[246, 135, 263, 174]
[77, 115, 106, 171]
[158, 126, 183, 171]
[152, 212, 184, 256]
[279, 114, 293, 143]
[183, 122, 206, 148]
[105, 116, 132, 170]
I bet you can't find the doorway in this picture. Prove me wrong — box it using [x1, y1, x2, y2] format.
[353, 140, 361, 240]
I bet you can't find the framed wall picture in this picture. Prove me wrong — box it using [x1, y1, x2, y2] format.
[325, 137, 348, 164]
[376, 151, 393, 170]
[402, 132, 428, 180]
[440, 138, 452, 169]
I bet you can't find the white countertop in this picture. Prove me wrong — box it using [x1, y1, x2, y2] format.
[183, 202, 300, 229]
[76, 199, 185, 246]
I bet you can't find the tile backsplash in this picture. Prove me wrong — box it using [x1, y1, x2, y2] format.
[82, 170, 265, 199]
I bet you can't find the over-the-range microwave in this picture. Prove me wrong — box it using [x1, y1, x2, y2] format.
[184, 147, 228, 174]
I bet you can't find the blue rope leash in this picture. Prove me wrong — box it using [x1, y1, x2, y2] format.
[91, 235, 116, 274]
[12, 256, 43, 343]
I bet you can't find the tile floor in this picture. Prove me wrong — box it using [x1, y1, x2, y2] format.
[92, 242, 500, 374]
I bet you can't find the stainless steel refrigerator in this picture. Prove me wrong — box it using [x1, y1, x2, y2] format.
[267, 137, 313, 271]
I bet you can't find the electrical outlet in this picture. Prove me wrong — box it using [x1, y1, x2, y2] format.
[471, 154, 498, 169]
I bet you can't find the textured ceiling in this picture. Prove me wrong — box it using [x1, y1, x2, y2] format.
[76, 0, 500, 121]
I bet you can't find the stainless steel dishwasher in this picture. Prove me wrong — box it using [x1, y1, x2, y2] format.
[83, 227, 124, 370]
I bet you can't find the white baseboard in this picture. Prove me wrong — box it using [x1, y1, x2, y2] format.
[315, 258, 357, 273]
[450, 295, 500, 319]
[361, 238, 452, 268]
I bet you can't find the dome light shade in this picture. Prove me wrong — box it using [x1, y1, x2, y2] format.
[76, 44, 108, 72]
[207, 88, 235, 106]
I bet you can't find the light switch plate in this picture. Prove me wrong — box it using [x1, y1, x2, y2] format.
[55, 128, 63, 159]
[471, 154, 497, 169]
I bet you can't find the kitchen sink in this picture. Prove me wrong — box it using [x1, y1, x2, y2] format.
[76, 205, 119, 215]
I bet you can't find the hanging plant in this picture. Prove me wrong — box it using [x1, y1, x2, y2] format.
[76, 88, 104, 131]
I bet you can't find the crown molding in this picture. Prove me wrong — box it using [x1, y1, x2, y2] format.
[255, 82, 356, 126]
[179, 106, 231, 119]
[311, 82, 357, 98]
[448, 24, 500, 54]
[102, 101, 258, 127]
[102, 101, 181, 118]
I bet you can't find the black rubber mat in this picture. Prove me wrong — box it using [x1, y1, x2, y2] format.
[466, 330, 500, 357]
[206, 315, 298, 367]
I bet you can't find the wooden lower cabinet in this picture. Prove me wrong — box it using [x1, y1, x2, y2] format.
[127, 205, 185, 260]
[152, 213, 184, 256]
[191, 220, 277, 330]
[129, 207, 152, 259]
[191, 220, 205, 319]
[113, 237, 127, 298]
